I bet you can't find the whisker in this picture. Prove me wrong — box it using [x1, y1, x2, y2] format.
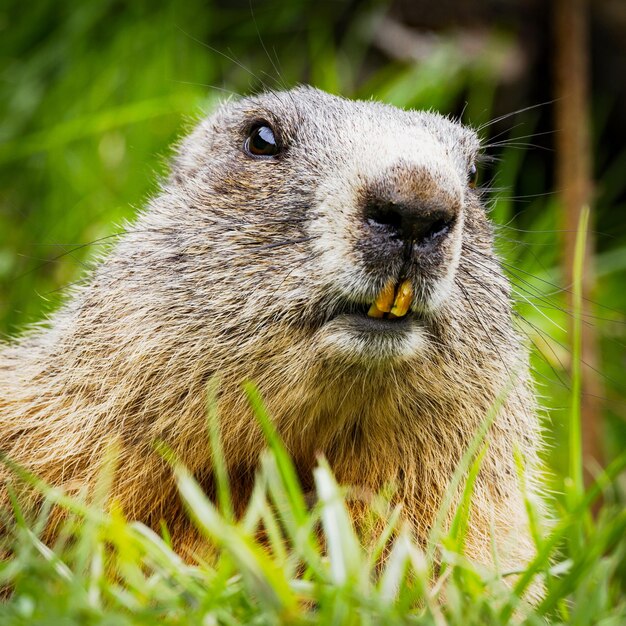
[483, 128, 556, 148]
[464, 243, 626, 325]
[173, 80, 242, 98]
[13, 231, 130, 280]
[456, 280, 527, 410]
[246, 236, 316, 251]
[477, 100, 557, 132]
[174, 25, 284, 95]
[483, 142, 553, 152]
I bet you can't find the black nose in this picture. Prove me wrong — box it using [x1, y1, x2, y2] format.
[364, 198, 455, 247]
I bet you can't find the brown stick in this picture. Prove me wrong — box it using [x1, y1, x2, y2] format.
[553, 0, 604, 481]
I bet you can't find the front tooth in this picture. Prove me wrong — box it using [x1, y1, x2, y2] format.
[373, 281, 395, 313]
[389, 279, 413, 318]
[367, 302, 385, 318]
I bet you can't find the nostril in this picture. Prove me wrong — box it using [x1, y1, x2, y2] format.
[364, 202, 404, 238]
[413, 214, 455, 245]
[364, 199, 455, 246]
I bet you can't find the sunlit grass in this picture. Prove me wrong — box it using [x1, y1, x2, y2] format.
[1, 376, 625, 624]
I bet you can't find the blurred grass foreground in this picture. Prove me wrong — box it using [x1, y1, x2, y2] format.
[1, 380, 625, 624]
[1, 0, 626, 623]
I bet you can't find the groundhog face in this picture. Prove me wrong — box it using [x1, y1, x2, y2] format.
[167, 87, 495, 366]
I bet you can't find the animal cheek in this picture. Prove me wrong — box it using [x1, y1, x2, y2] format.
[307, 196, 365, 283]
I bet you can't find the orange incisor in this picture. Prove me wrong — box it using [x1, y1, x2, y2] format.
[367, 279, 413, 319]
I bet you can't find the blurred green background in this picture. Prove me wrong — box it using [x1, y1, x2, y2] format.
[1, 0, 625, 493]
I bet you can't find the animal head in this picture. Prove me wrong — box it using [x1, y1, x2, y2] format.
[139, 86, 501, 372]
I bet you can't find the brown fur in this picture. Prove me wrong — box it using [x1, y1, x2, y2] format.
[0, 87, 543, 571]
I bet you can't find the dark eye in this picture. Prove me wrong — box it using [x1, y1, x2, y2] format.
[245, 125, 279, 157]
[468, 163, 478, 188]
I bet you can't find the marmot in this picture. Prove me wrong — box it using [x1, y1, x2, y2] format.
[0, 87, 541, 571]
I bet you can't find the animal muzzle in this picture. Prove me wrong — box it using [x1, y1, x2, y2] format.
[357, 162, 463, 311]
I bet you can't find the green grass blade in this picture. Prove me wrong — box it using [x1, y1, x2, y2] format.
[427, 373, 518, 558]
[175, 464, 297, 616]
[244, 382, 309, 527]
[206, 379, 234, 522]
[569, 204, 590, 506]
[314, 459, 363, 587]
